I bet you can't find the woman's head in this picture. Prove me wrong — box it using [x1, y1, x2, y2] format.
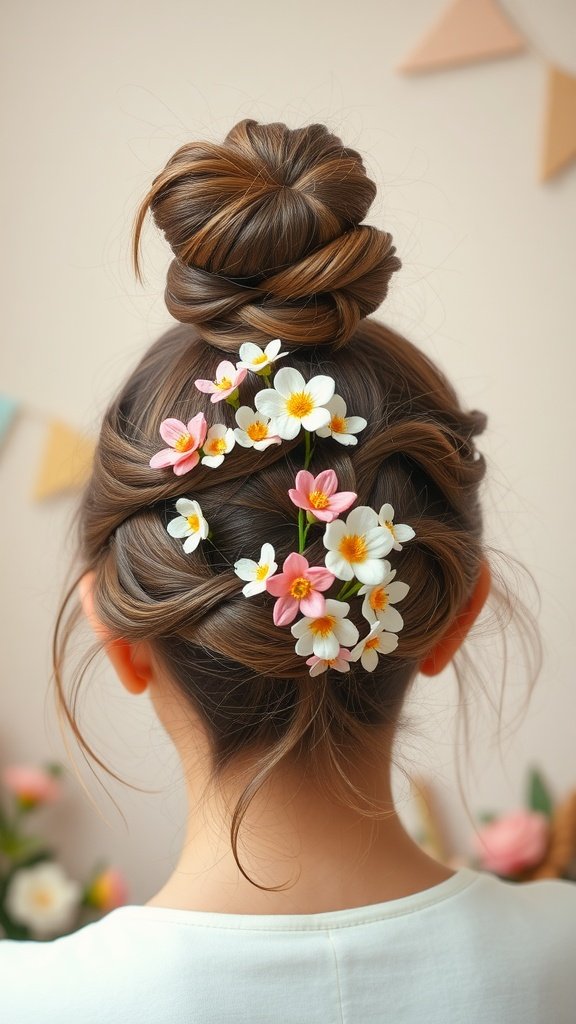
[53, 119, 538, 886]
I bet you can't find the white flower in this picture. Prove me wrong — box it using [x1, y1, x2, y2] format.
[350, 621, 399, 672]
[167, 498, 209, 553]
[254, 367, 334, 440]
[200, 424, 236, 468]
[359, 567, 410, 630]
[378, 503, 416, 551]
[5, 861, 81, 938]
[323, 506, 393, 584]
[234, 543, 277, 597]
[315, 394, 367, 446]
[236, 338, 288, 373]
[291, 599, 359, 661]
[234, 406, 282, 451]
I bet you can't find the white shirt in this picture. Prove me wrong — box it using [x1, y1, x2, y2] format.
[1, 866, 575, 1023]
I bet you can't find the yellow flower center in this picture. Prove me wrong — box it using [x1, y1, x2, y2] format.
[252, 353, 268, 365]
[286, 391, 314, 419]
[310, 614, 336, 637]
[308, 489, 329, 510]
[365, 636, 380, 651]
[215, 376, 233, 390]
[174, 432, 195, 452]
[369, 586, 389, 612]
[208, 437, 228, 455]
[330, 415, 347, 433]
[247, 420, 269, 442]
[33, 888, 54, 908]
[187, 514, 200, 532]
[338, 534, 368, 563]
[255, 563, 269, 581]
[384, 520, 396, 537]
[289, 576, 312, 600]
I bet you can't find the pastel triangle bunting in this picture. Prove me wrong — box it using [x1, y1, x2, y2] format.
[398, 0, 526, 74]
[540, 65, 576, 181]
[33, 419, 95, 500]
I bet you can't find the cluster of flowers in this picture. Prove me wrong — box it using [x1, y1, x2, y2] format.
[149, 338, 416, 676]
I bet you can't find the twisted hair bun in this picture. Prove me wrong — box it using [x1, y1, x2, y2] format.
[132, 119, 401, 351]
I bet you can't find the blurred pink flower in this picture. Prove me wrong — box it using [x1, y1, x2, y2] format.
[85, 867, 129, 912]
[2, 765, 61, 809]
[472, 810, 550, 876]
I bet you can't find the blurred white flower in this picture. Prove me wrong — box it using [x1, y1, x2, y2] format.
[5, 861, 81, 938]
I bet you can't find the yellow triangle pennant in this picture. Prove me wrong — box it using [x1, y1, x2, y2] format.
[398, 0, 526, 74]
[33, 419, 95, 501]
[540, 65, 576, 182]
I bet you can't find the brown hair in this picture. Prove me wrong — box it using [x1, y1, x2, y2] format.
[52, 119, 541, 888]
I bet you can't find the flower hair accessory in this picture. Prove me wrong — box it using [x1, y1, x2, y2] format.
[151, 338, 416, 675]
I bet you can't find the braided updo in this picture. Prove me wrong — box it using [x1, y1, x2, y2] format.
[53, 119, 539, 888]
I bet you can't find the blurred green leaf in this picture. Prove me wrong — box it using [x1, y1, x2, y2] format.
[528, 766, 554, 818]
[477, 811, 498, 825]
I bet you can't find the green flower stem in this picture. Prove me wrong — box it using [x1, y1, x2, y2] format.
[298, 509, 305, 554]
[336, 580, 363, 602]
[303, 430, 313, 469]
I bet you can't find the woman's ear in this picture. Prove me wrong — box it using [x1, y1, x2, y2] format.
[419, 558, 491, 677]
[78, 570, 152, 696]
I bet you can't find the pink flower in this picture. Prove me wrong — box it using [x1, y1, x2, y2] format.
[472, 810, 550, 876]
[85, 867, 129, 912]
[2, 765, 61, 809]
[266, 552, 335, 626]
[194, 360, 247, 403]
[149, 413, 207, 476]
[288, 470, 357, 523]
[306, 648, 352, 677]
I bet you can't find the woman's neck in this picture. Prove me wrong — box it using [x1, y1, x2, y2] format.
[144, 741, 454, 914]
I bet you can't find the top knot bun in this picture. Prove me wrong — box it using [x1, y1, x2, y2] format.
[132, 119, 401, 352]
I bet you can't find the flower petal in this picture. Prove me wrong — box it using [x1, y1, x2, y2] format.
[335, 618, 359, 647]
[361, 648, 379, 672]
[387, 581, 410, 604]
[194, 379, 216, 393]
[242, 579, 267, 597]
[294, 634, 315, 657]
[354, 560, 388, 585]
[342, 416, 367, 434]
[305, 375, 335, 407]
[183, 533, 201, 553]
[260, 543, 276, 567]
[301, 407, 331, 432]
[158, 418, 187, 445]
[394, 524, 416, 543]
[347, 506, 379, 533]
[149, 449, 179, 468]
[173, 452, 200, 475]
[167, 516, 191, 538]
[379, 606, 404, 632]
[300, 590, 326, 618]
[273, 595, 299, 626]
[201, 454, 225, 468]
[313, 469, 338, 497]
[269, 414, 301, 440]
[306, 567, 335, 591]
[325, 552, 354, 581]
[254, 390, 285, 418]
[273, 366, 305, 397]
[234, 558, 257, 582]
[313, 631, 340, 660]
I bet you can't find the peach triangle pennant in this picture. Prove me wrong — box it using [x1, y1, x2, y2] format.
[540, 65, 576, 182]
[33, 419, 95, 501]
[398, 0, 526, 74]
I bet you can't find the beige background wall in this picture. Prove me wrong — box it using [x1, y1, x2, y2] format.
[1, 0, 575, 904]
